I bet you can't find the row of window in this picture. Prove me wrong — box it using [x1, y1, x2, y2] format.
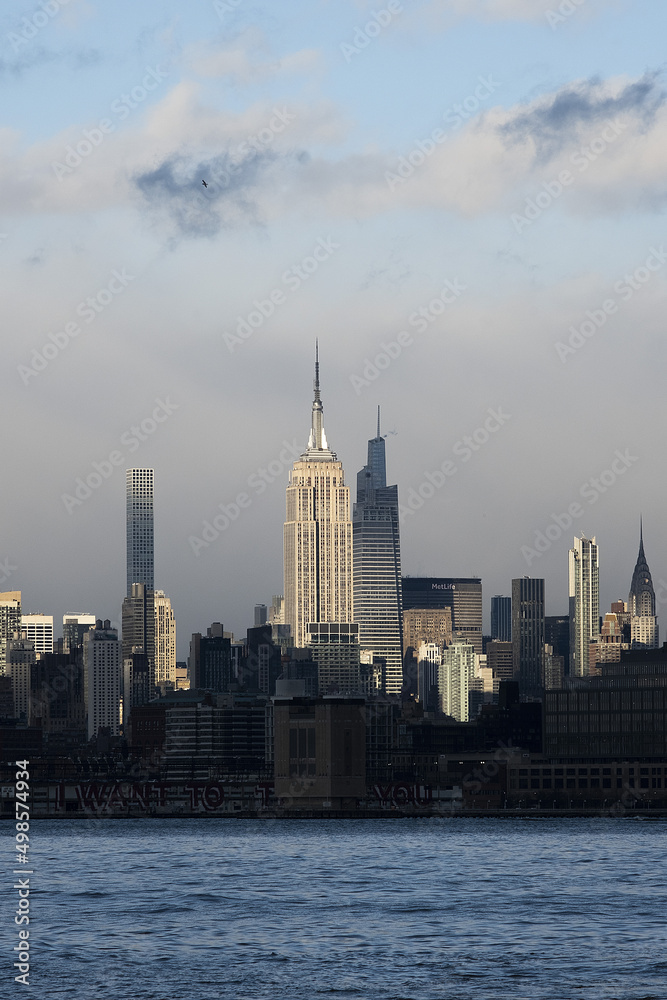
[512, 766, 663, 776]
[511, 777, 663, 790]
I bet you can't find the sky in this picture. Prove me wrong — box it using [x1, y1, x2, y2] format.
[3, 0, 667, 659]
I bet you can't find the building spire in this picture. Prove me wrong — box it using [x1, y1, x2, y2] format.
[305, 341, 331, 456]
[376, 405, 381, 440]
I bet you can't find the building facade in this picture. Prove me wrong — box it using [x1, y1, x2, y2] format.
[154, 590, 176, 687]
[491, 596, 512, 642]
[352, 409, 403, 694]
[84, 620, 122, 740]
[402, 578, 482, 653]
[126, 468, 154, 597]
[284, 350, 353, 648]
[628, 522, 658, 649]
[511, 577, 545, 698]
[62, 613, 96, 653]
[20, 614, 54, 655]
[439, 642, 476, 722]
[569, 536, 599, 676]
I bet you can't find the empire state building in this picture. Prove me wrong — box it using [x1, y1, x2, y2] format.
[284, 348, 353, 647]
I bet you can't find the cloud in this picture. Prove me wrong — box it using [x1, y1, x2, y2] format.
[290, 71, 667, 222]
[134, 149, 279, 239]
[186, 29, 323, 85]
[351, 0, 610, 24]
[501, 72, 666, 162]
[0, 45, 102, 79]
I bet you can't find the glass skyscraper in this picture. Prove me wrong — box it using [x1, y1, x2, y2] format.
[353, 409, 403, 694]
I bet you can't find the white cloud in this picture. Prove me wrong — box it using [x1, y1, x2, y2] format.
[186, 29, 323, 85]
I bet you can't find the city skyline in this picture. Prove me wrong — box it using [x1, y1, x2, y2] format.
[3, 0, 667, 658]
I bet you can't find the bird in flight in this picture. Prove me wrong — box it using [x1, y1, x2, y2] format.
[202, 179, 208, 188]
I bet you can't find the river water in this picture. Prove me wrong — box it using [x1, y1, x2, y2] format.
[10, 817, 667, 999]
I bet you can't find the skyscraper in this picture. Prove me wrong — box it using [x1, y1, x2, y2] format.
[490, 595, 512, 641]
[569, 535, 599, 676]
[126, 469, 154, 597]
[439, 641, 476, 721]
[353, 408, 403, 694]
[84, 619, 122, 740]
[284, 347, 352, 647]
[20, 614, 54, 654]
[154, 590, 176, 687]
[402, 578, 482, 653]
[62, 613, 96, 653]
[628, 520, 658, 649]
[511, 577, 545, 697]
[122, 583, 155, 690]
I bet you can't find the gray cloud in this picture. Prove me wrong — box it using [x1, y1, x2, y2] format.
[501, 72, 666, 162]
[0, 46, 102, 79]
[134, 148, 292, 240]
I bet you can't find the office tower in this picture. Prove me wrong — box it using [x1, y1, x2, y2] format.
[628, 521, 658, 649]
[439, 641, 476, 722]
[268, 595, 284, 624]
[188, 623, 233, 692]
[123, 649, 151, 730]
[30, 650, 85, 735]
[511, 578, 545, 697]
[353, 408, 403, 694]
[307, 622, 361, 694]
[6, 637, 36, 719]
[544, 615, 570, 675]
[490, 596, 512, 641]
[569, 536, 599, 676]
[284, 348, 352, 647]
[254, 604, 268, 627]
[122, 584, 155, 691]
[486, 639, 514, 681]
[402, 578, 482, 653]
[62, 614, 96, 653]
[417, 641, 441, 710]
[542, 644, 564, 690]
[126, 468, 154, 597]
[0, 591, 21, 641]
[589, 612, 627, 673]
[154, 590, 176, 687]
[245, 625, 282, 694]
[402, 607, 453, 655]
[20, 614, 54, 654]
[84, 620, 122, 740]
[0, 591, 21, 671]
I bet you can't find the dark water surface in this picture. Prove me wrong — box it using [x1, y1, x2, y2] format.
[8, 817, 667, 999]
